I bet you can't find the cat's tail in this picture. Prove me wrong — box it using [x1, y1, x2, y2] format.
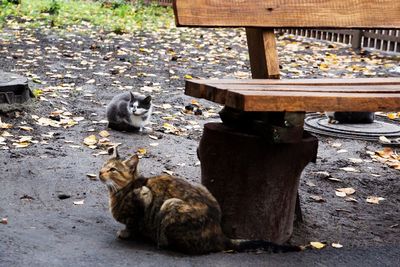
[225, 239, 304, 253]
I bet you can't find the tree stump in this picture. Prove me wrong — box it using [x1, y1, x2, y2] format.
[198, 123, 318, 244]
[0, 71, 32, 105]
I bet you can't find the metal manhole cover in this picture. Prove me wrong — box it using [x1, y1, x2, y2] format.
[304, 113, 400, 141]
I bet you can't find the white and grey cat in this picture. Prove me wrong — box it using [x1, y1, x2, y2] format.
[106, 92, 153, 132]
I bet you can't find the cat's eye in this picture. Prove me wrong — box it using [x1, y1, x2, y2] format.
[109, 167, 118, 172]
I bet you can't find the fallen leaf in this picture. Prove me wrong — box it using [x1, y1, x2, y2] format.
[337, 149, 348, 154]
[73, 200, 85, 205]
[331, 142, 342, 148]
[162, 103, 172, 109]
[13, 142, 31, 148]
[137, 148, 147, 155]
[86, 174, 97, 180]
[328, 177, 342, 182]
[184, 74, 193, 79]
[19, 126, 34, 132]
[315, 171, 331, 178]
[366, 196, 385, 204]
[348, 158, 363, 164]
[99, 130, 110, 138]
[336, 187, 356, 195]
[310, 195, 325, 202]
[0, 119, 12, 129]
[379, 136, 391, 144]
[340, 167, 359, 173]
[376, 147, 394, 158]
[310, 241, 326, 249]
[163, 170, 174, 176]
[150, 143, 159, 147]
[149, 135, 158, 140]
[73, 116, 85, 122]
[83, 135, 98, 146]
[1, 131, 13, 137]
[345, 197, 358, 203]
[306, 181, 316, 187]
[332, 243, 343, 248]
[335, 191, 347, 197]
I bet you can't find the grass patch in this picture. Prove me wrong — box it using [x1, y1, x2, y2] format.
[0, 0, 174, 32]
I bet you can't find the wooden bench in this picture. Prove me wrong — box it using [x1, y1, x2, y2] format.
[173, 0, 400, 243]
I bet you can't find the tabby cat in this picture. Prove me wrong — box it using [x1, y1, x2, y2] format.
[98, 146, 303, 254]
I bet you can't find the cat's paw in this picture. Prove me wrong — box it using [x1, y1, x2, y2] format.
[139, 126, 153, 134]
[117, 229, 131, 239]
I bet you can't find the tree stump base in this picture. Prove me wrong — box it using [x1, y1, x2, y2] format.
[0, 71, 32, 106]
[198, 123, 318, 244]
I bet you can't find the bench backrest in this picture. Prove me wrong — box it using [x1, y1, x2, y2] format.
[173, 0, 400, 28]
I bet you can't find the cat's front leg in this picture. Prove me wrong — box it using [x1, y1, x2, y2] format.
[117, 227, 132, 239]
[117, 218, 139, 240]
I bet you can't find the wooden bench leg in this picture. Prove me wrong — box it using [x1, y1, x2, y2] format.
[198, 123, 318, 244]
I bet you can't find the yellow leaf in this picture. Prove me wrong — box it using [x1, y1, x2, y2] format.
[376, 147, 394, 158]
[99, 130, 110, 138]
[83, 135, 97, 146]
[319, 63, 330, 71]
[137, 148, 147, 155]
[184, 74, 193, 79]
[387, 113, 397, 120]
[310, 242, 326, 249]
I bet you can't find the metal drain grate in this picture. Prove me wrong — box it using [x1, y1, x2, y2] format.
[304, 113, 400, 141]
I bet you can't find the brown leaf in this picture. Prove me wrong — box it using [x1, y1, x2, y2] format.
[310, 195, 325, 202]
[366, 196, 385, 204]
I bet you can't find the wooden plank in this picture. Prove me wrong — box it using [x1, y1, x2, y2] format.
[203, 84, 400, 105]
[186, 78, 400, 86]
[246, 29, 280, 79]
[225, 90, 400, 112]
[185, 78, 400, 103]
[174, 0, 400, 28]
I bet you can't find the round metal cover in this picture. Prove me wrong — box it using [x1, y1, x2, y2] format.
[304, 113, 400, 141]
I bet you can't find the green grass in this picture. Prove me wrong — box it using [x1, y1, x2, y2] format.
[0, 0, 174, 32]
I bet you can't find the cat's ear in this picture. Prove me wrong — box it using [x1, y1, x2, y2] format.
[129, 92, 135, 101]
[108, 146, 120, 159]
[124, 154, 139, 173]
[143, 95, 152, 104]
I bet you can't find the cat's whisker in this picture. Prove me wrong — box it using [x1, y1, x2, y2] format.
[106, 180, 119, 193]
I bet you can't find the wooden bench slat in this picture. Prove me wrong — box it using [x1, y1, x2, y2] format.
[226, 90, 400, 112]
[189, 78, 400, 86]
[174, 0, 400, 28]
[185, 79, 400, 112]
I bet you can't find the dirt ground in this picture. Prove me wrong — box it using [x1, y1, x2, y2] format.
[0, 21, 399, 266]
